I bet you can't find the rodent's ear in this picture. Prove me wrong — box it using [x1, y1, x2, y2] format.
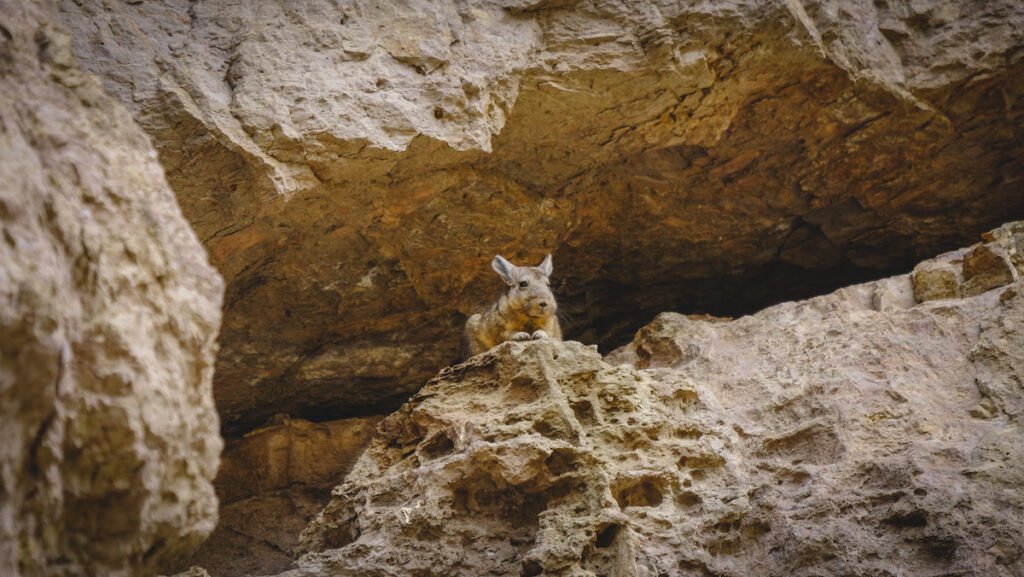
[492, 255, 516, 286]
[538, 254, 553, 277]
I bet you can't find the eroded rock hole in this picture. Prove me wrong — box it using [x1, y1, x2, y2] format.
[884, 511, 928, 529]
[594, 523, 622, 548]
[532, 417, 571, 440]
[757, 423, 844, 465]
[922, 538, 958, 562]
[674, 426, 704, 440]
[678, 453, 725, 470]
[613, 476, 666, 509]
[520, 559, 543, 576]
[451, 475, 550, 527]
[507, 372, 543, 403]
[545, 448, 580, 477]
[644, 425, 662, 441]
[417, 431, 455, 461]
[774, 468, 811, 487]
[713, 518, 742, 533]
[570, 400, 597, 426]
[318, 513, 360, 549]
[676, 491, 702, 508]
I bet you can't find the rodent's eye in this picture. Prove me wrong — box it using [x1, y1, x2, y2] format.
[518, 281, 529, 289]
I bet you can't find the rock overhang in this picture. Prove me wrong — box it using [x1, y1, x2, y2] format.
[57, 0, 1024, 434]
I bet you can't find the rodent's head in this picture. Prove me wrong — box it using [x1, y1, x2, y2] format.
[492, 254, 557, 318]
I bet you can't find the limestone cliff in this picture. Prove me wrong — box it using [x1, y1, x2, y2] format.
[0, 1, 224, 575]
[288, 224, 1024, 577]
[56, 0, 1024, 433]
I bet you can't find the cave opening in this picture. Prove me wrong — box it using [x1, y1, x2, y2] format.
[561, 252, 920, 353]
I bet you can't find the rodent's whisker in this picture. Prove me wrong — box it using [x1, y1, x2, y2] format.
[555, 308, 575, 327]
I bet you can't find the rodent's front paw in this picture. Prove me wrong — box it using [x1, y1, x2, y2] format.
[531, 330, 549, 340]
[511, 332, 532, 341]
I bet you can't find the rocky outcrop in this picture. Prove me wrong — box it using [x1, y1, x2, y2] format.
[911, 221, 1024, 302]
[182, 416, 381, 577]
[56, 0, 1024, 433]
[288, 225, 1024, 576]
[0, 1, 224, 576]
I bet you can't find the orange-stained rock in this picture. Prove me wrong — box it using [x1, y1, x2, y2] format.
[218, 416, 382, 504]
[57, 0, 1024, 433]
[177, 416, 382, 577]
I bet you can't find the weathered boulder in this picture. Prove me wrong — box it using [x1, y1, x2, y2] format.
[55, 0, 1024, 433]
[0, 1, 224, 575]
[288, 226, 1024, 576]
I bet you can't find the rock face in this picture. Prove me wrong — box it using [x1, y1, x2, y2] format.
[290, 226, 1024, 576]
[911, 221, 1024, 302]
[56, 0, 1024, 433]
[0, 1, 224, 576]
[182, 416, 381, 577]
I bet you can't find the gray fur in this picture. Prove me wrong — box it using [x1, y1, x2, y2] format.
[492, 255, 516, 286]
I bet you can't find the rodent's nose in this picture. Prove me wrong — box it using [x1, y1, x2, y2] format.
[539, 302, 548, 309]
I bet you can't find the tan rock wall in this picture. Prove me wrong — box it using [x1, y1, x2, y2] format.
[0, 1, 224, 575]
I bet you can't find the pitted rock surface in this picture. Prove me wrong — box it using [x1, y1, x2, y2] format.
[288, 228, 1024, 576]
[0, 1, 224, 576]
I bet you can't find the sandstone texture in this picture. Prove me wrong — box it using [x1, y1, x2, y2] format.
[909, 221, 1024, 303]
[56, 0, 1024, 433]
[182, 416, 381, 577]
[0, 1, 224, 576]
[288, 226, 1024, 577]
